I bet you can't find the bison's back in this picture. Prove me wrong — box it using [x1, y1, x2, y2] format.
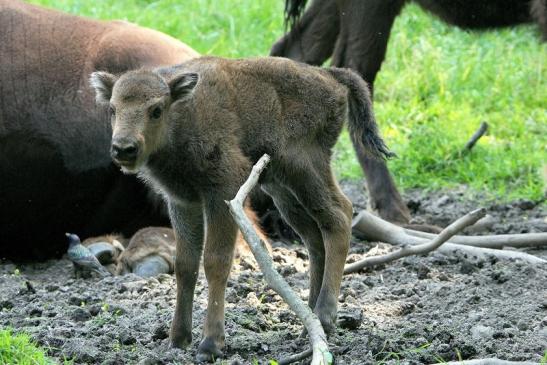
[0, 0, 197, 260]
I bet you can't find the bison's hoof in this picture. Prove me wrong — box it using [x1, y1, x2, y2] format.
[375, 202, 411, 226]
[196, 337, 223, 363]
[134, 256, 171, 277]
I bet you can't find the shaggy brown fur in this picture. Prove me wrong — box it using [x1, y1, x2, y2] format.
[116, 227, 176, 275]
[271, 0, 547, 227]
[90, 56, 390, 361]
[115, 214, 266, 276]
[0, 0, 197, 260]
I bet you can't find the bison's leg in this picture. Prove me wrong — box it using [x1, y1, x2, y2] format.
[332, 0, 405, 92]
[168, 200, 204, 349]
[196, 197, 239, 362]
[262, 183, 325, 309]
[531, 0, 547, 41]
[280, 156, 352, 334]
[333, 0, 410, 225]
[270, 0, 340, 65]
[360, 157, 411, 225]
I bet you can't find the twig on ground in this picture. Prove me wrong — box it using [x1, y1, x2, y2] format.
[351, 210, 546, 264]
[431, 359, 539, 365]
[277, 348, 313, 365]
[404, 229, 547, 249]
[344, 208, 486, 274]
[463, 121, 489, 152]
[226, 154, 333, 365]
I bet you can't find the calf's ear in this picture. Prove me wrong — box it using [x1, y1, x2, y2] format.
[168, 72, 199, 102]
[89, 71, 118, 104]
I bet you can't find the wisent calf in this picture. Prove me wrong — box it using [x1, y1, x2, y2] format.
[90, 56, 391, 361]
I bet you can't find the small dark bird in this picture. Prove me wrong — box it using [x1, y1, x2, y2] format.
[66, 233, 111, 278]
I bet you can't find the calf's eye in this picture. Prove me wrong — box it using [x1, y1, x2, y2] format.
[150, 106, 162, 120]
[109, 105, 116, 116]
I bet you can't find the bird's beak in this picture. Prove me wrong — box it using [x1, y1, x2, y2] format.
[65, 232, 70, 237]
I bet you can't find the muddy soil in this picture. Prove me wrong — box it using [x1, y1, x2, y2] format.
[1, 181, 546, 365]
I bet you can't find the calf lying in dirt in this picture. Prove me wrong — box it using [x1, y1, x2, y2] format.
[116, 227, 176, 277]
[90, 56, 391, 361]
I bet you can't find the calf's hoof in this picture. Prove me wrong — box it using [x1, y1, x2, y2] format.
[196, 337, 223, 363]
[314, 303, 338, 335]
[169, 330, 192, 349]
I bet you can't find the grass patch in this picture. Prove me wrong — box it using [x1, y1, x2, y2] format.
[28, 0, 547, 200]
[0, 328, 56, 365]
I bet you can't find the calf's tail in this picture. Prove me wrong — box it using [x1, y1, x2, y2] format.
[327, 67, 394, 160]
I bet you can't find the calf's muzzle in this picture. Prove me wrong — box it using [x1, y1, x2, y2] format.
[111, 138, 139, 163]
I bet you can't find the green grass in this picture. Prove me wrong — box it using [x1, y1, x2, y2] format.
[0, 328, 56, 365]
[28, 0, 547, 200]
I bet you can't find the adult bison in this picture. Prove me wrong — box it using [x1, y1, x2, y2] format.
[271, 0, 547, 225]
[0, 0, 198, 260]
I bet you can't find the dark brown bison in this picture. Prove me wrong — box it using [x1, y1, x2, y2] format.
[90, 56, 390, 361]
[271, 0, 547, 226]
[0, 0, 198, 260]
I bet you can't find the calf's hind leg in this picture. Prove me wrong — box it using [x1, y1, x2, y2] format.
[281, 158, 352, 333]
[261, 183, 326, 310]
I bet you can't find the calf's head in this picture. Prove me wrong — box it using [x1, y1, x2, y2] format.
[90, 70, 198, 173]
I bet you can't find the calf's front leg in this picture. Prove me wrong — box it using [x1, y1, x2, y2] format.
[168, 200, 204, 349]
[196, 197, 239, 362]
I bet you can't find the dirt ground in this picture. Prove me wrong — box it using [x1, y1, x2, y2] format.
[1, 181, 546, 365]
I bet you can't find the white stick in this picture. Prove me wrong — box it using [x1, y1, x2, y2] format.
[226, 154, 333, 365]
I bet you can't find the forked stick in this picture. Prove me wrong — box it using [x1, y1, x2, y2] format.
[351, 211, 546, 264]
[226, 154, 333, 365]
[345, 208, 486, 274]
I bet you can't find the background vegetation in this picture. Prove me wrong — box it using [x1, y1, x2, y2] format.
[29, 0, 546, 200]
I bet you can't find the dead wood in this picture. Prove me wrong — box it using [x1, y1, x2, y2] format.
[464, 121, 489, 151]
[351, 210, 546, 264]
[277, 348, 313, 365]
[344, 208, 486, 274]
[404, 229, 547, 249]
[431, 359, 539, 365]
[226, 154, 333, 365]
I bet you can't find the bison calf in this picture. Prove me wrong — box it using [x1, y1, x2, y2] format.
[90, 56, 391, 361]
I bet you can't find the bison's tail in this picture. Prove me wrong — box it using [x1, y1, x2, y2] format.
[284, 0, 309, 29]
[327, 67, 394, 161]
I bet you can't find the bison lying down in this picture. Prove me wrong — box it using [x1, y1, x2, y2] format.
[90, 56, 391, 361]
[0, 0, 197, 260]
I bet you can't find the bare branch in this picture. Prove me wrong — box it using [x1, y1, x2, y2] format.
[431, 359, 539, 365]
[277, 348, 313, 365]
[351, 210, 546, 264]
[345, 209, 486, 274]
[404, 229, 547, 249]
[227, 154, 333, 365]
[464, 121, 489, 151]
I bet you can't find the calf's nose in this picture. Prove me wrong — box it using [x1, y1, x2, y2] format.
[111, 139, 139, 161]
